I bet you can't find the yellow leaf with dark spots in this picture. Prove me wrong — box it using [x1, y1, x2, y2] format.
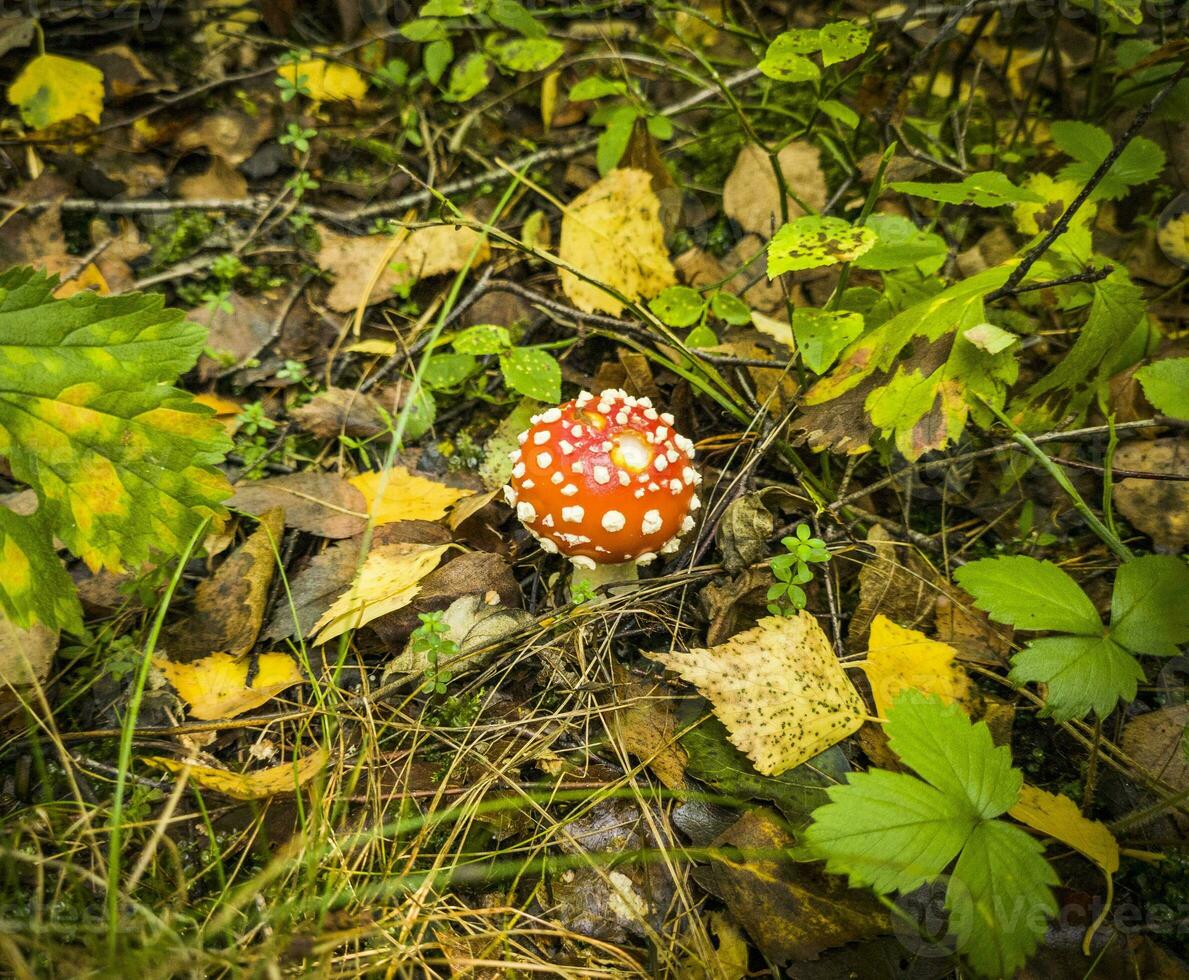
[155, 650, 304, 720]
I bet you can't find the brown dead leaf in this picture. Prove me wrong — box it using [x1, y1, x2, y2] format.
[609, 666, 688, 790]
[89, 44, 163, 102]
[847, 526, 937, 651]
[175, 109, 275, 166]
[1112, 439, 1189, 552]
[693, 808, 889, 964]
[175, 156, 248, 200]
[716, 492, 774, 574]
[291, 386, 389, 440]
[0, 613, 56, 727]
[559, 167, 676, 315]
[228, 472, 367, 539]
[700, 567, 777, 646]
[319, 223, 491, 312]
[1121, 704, 1189, 796]
[723, 142, 828, 238]
[195, 291, 281, 382]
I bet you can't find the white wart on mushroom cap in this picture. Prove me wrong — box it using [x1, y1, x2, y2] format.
[503, 389, 701, 568]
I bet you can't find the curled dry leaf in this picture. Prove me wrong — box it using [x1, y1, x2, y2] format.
[154, 650, 303, 720]
[290, 386, 389, 440]
[862, 615, 972, 719]
[228, 472, 367, 539]
[349, 468, 473, 524]
[319, 223, 491, 312]
[1112, 439, 1189, 552]
[722, 142, 828, 238]
[847, 525, 936, 651]
[146, 747, 327, 800]
[559, 167, 676, 315]
[648, 611, 866, 776]
[716, 492, 774, 574]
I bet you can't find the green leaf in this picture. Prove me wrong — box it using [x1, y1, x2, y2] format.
[499, 347, 560, 402]
[0, 506, 82, 633]
[422, 352, 478, 389]
[758, 30, 821, 82]
[649, 285, 706, 327]
[1052, 121, 1166, 200]
[487, 0, 546, 37]
[817, 98, 859, 128]
[422, 38, 454, 84]
[767, 217, 876, 276]
[489, 36, 563, 72]
[954, 556, 1103, 635]
[891, 171, 1046, 208]
[402, 385, 436, 441]
[855, 214, 948, 273]
[452, 323, 511, 355]
[709, 291, 751, 325]
[962, 321, 1018, 354]
[596, 104, 637, 175]
[568, 75, 627, 101]
[1135, 357, 1189, 419]
[403, 18, 448, 42]
[0, 267, 231, 629]
[1109, 555, 1189, 657]
[443, 52, 490, 101]
[818, 21, 870, 66]
[419, 0, 473, 15]
[1009, 635, 1142, 721]
[947, 821, 1058, 979]
[793, 308, 864, 374]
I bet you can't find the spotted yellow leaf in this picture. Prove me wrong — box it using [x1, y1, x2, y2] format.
[863, 615, 972, 720]
[559, 168, 676, 315]
[278, 58, 367, 104]
[349, 468, 473, 524]
[147, 748, 327, 800]
[312, 542, 450, 645]
[647, 611, 866, 776]
[155, 651, 303, 720]
[7, 53, 104, 130]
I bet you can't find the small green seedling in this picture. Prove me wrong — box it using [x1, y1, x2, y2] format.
[767, 523, 830, 615]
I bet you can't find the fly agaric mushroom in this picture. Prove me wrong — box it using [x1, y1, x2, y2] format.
[503, 389, 701, 586]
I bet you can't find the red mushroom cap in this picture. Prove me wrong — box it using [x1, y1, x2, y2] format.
[503, 389, 701, 568]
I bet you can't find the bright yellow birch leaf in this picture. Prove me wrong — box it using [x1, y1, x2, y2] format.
[155, 651, 304, 720]
[349, 468, 473, 524]
[559, 168, 676, 315]
[7, 53, 104, 129]
[278, 58, 367, 104]
[862, 615, 972, 720]
[147, 748, 327, 800]
[647, 611, 865, 776]
[311, 542, 450, 644]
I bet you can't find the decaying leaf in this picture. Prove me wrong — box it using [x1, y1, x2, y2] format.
[648, 612, 866, 776]
[228, 472, 367, 539]
[716, 492, 774, 574]
[8, 53, 104, 129]
[311, 542, 451, 644]
[319, 224, 491, 312]
[862, 615, 972, 719]
[147, 748, 327, 800]
[609, 666, 688, 790]
[1112, 439, 1189, 552]
[559, 167, 676, 315]
[847, 526, 937, 650]
[155, 650, 304, 720]
[1120, 704, 1189, 815]
[291, 387, 390, 440]
[1010, 784, 1119, 877]
[722, 142, 828, 237]
[693, 808, 889, 964]
[349, 468, 473, 525]
[0, 612, 56, 725]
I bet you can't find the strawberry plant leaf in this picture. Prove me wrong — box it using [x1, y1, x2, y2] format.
[499, 347, 560, 403]
[1009, 635, 1142, 721]
[890, 172, 1046, 208]
[0, 267, 231, 628]
[1109, 555, 1189, 656]
[0, 506, 82, 633]
[1134, 357, 1189, 419]
[1052, 121, 1166, 201]
[954, 555, 1102, 635]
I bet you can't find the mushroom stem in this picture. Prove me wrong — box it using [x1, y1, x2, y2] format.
[570, 560, 639, 595]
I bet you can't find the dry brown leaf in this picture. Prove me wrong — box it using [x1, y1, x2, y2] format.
[722, 142, 828, 238]
[174, 109, 275, 165]
[846, 525, 936, 651]
[1121, 704, 1189, 796]
[175, 156, 248, 200]
[291, 386, 389, 440]
[0, 613, 56, 726]
[195, 291, 281, 382]
[862, 615, 972, 719]
[559, 167, 676, 315]
[228, 472, 367, 539]
[1112, 439, 1189, 552]
[647, 611, 866, 776]
[350, 467, 473, 524]
[155, 651, 303, 720]
[147, 748, 327, 800]
[319, 223, 491, 312]
[609, 666, 688, 790]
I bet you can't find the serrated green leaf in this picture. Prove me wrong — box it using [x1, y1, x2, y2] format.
[767, 217, 876, 276]
[891, 171, 1046, 208]
[1109, 555, 1189, 656]
[947, 821, 1058, 978]
[818, 21, 870, 66]
[443, 52, 490, 101]
[709, 291, 751, 325]
[884, 693, 1021, 818]
[0, 506, 82, 633]
[1009, 635, 1142, 721]
[1052, 121, 1165, 200]
[649, 285, 706, 327]
[793, 308, 864, 374]
[452, 323, 511, 355]
[1135, 357, 1189, 419]
[954, 556, 1102, 635]
[499, 347, 560, 402]
[0, 268, 231, 580]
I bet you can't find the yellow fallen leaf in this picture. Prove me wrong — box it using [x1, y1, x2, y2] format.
[278, 58, 367, 104]
[312, 542, 450, 645]
[350, 468, 473, 524]
[862, 615, 972, 720]
[7, 53, 104, 130]
[155, 651, 304, 721]
[147, 748, 327, 800]
[53, 264, 109, 298]
[192, 392, 243, 416]
[344, 338, 398, 356]
[647, 611, 866, 776]
[447, 488, 498, 530]
[559, 167, 676, 315]
[1010, 783, 1119, 952]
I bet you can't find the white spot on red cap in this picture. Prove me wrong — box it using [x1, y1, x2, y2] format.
[562, 505, 584, 523]
[536, 451, 552, 468]
[601, 510, 626, 532]
[642, 510, 662, 535]
[561, 483, 578, 496]
[517, 501, 537, 523]
[593, 466, 610, 485]
[541, 407, 562, 423]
